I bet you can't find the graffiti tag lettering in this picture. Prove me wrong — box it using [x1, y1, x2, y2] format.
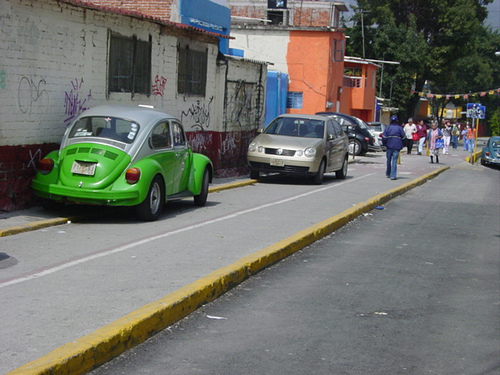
[181, 96, 214, 131]
[18, 76, 50, 115]
[27, 148, 42, 170]
[64, 78, 92, 126]
[152, 75, 167, 97]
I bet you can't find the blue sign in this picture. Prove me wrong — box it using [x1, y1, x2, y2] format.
[466, 103, 486, 119]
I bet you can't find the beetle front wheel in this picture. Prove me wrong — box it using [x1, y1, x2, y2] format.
[135, 176, 164, 221]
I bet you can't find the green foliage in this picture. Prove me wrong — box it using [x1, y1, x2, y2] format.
[343, 0, 498, 123]
[489, 106, 500, 136]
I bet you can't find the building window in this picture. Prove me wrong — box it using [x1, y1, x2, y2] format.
[332, 39, 344, 62]
[108, 33, 152, 95]
[287, 92, 303, 109]
[178, 46, 207, 96]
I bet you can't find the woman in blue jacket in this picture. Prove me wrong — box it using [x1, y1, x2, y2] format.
[382, 115, 406, 180]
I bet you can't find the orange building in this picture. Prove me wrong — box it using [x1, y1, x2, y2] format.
[338, 56, 379, 121]
[230, 1, 379, 123]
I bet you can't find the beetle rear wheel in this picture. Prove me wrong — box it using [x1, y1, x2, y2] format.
[194, 168, 209, 207]
[135, 176, 164, 221]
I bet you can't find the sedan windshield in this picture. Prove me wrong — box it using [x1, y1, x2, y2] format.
[69, 116, 140, 144]
[264, 118, 324, 138]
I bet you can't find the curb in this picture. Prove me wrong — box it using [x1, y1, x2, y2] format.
[0, 217, 76, 238]
[7, 166, 449, 375]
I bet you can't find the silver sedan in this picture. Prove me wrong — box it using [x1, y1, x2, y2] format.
[247, 114, 349, 184]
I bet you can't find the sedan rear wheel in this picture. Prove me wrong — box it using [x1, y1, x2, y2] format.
[135, 175, 164, 221]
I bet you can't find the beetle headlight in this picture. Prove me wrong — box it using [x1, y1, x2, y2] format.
[304, 147, 316, 158]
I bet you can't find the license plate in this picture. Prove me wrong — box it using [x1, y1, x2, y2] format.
[71, 161, 97, 176]
[270, 158, 284, 167]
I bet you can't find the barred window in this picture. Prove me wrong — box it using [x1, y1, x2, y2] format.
[178, 46, 207, 96]
[108, 33, 151, 95]
[286, 92, 303, 109]
[332, 39, 344, 62]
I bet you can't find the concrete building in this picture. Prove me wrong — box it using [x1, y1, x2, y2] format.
[0, 0, 266, 212]
[229, 0, 379, 122]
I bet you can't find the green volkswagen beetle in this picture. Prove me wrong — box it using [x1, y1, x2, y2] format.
[32, 105, 213, 221]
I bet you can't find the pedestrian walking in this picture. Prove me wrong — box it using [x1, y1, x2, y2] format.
[427, 122, 443, 164]
[442, 122, 451, 154]
[461, 125, 469, 151]
[466, 125, 477, 153]
[451, 122, 460, 149]
[404, 118, 417, 154]
[416, 120, 427, 155]
[382, 115, 406, 180]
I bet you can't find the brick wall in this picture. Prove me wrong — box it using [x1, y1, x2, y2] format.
[0, 0, 266, 212]
[87, 0, 174, 22]
[0, 143, 59, 211]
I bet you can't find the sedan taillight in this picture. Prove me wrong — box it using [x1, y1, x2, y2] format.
[38, 158, 54, 175]
[125, 168, 141, 184]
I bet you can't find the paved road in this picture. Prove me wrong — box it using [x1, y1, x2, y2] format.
[0, 146, 492, 374]
[89, 162, 500, 375]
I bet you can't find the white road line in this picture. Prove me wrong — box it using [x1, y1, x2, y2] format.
[0, 174, 374, 289]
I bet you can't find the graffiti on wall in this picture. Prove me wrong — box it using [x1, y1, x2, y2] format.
[18, 75, 50, 115]
[64, 78, 92, 126]
[189, 131, 213, 155]
[152, 75, 167, 97]
[181, 96, 214, 131]
[225, 80, 264, 131]
[27, 148, 42, 170]
[220, 80, 264, 160]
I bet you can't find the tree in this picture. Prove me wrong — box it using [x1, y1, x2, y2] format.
[344, 0, 498, 124]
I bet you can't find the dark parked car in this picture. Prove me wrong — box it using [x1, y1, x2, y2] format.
[317, 112, 375, 156]
[480, 136, 500, 166]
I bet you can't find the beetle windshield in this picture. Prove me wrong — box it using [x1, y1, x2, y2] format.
[264, 117, 324, 138]
[69, 116, 140, 144]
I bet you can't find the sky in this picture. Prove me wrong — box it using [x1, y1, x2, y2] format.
[340, 0, 500, 31]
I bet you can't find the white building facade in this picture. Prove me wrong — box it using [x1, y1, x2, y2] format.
[0, 0, 266, 211]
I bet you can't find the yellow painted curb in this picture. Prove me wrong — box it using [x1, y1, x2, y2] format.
[7, 166, 449, 375]
[0, 217, 73, 238]
[209, 179, 256, 193]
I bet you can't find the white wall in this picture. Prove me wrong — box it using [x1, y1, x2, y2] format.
[230, 28, 290, 74]
[0, 0, 220, 146]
